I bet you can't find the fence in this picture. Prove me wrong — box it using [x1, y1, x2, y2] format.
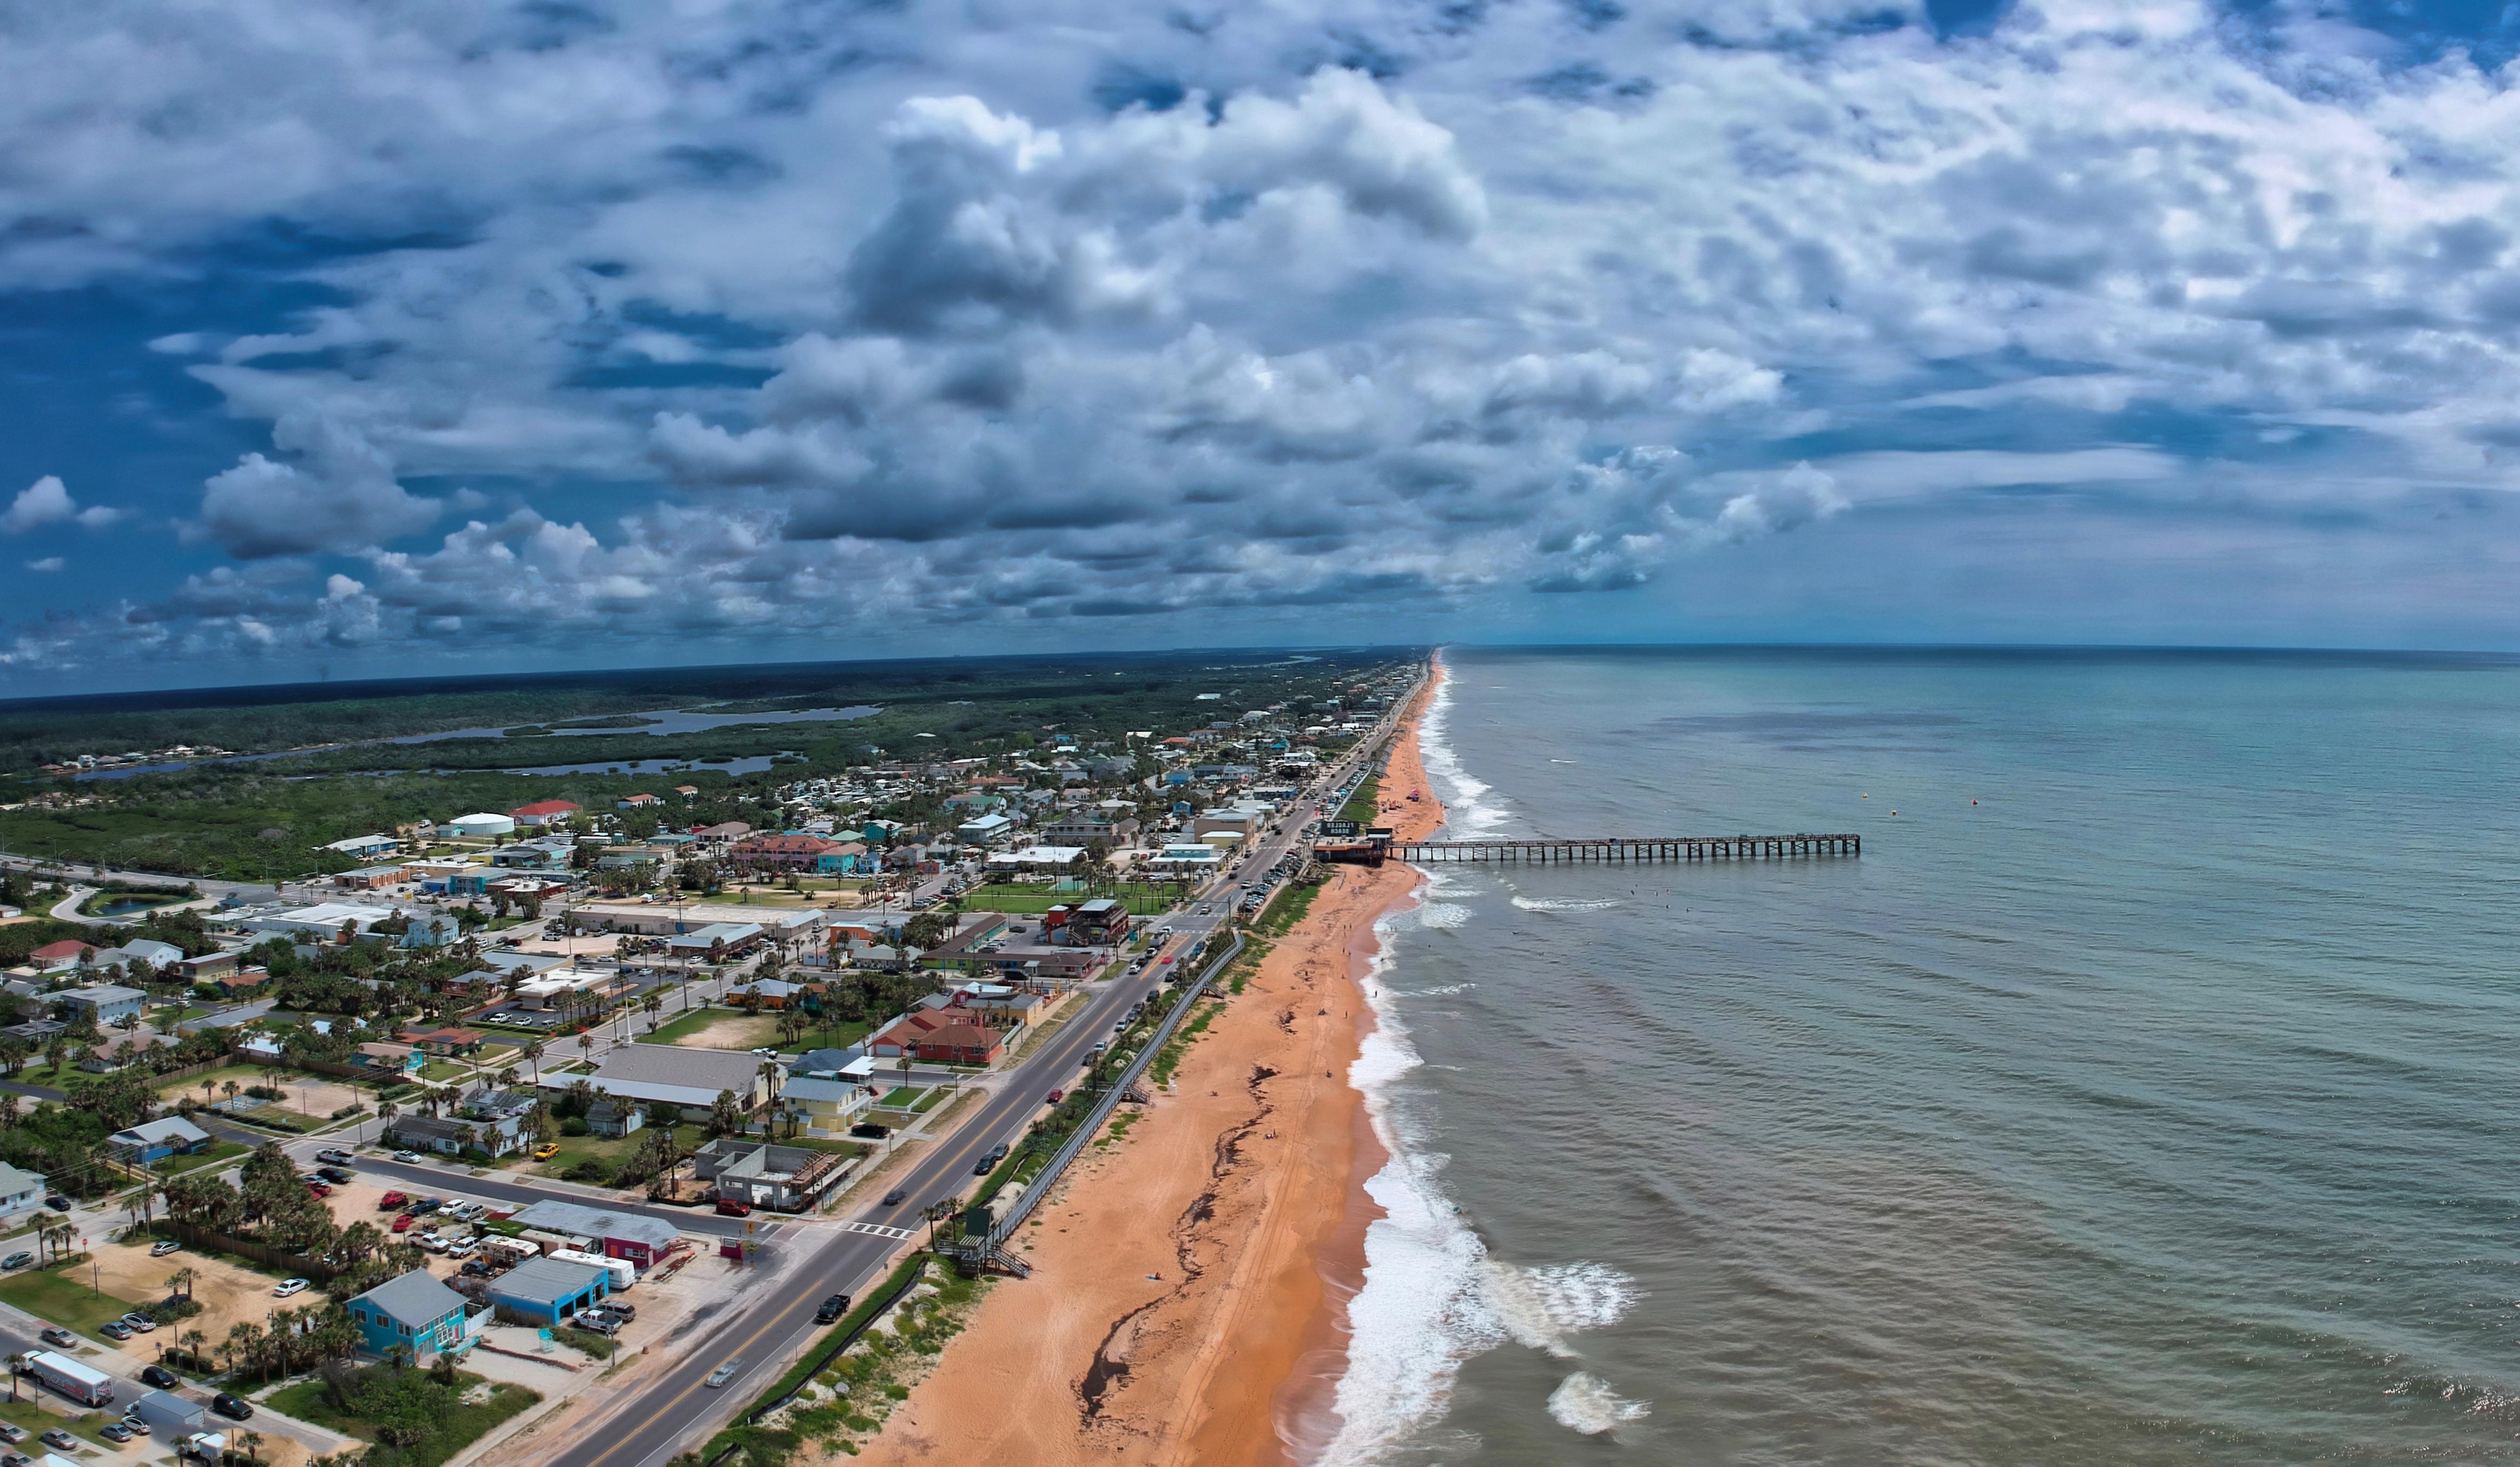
[958, 929, 1246, 1264]
[157, 1219, 338, 1283]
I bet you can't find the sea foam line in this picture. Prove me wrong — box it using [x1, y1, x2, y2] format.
[1415, 664, 1510, 839]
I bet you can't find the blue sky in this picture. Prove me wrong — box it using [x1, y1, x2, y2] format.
[9, 0, 2520, 693]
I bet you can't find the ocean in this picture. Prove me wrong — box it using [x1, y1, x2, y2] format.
[1325, 646, 2520, 1465]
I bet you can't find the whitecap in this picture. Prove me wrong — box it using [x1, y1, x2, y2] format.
[1417, 661, 1510, 840]
[1508, 896, 1619, 913]
[1546, 1372, 1650, 1436]
[1415, 901, 1470, 930]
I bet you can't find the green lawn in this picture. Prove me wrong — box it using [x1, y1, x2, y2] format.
[0, 1263, 144, 1337]
[417, 1059, 467, 1083]
[785, 1018, 870, 1053]
[263, 1372, 542, 1467]
[518, 1122, 706, 1181]
[1338, 771, 1381, 826]
[0, 1398, 118, 1450]
[151, 1139, 249, 1175]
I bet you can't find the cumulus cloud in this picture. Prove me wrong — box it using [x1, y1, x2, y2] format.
[14, 0, 2520, 677]
[2, 476, 121, 533]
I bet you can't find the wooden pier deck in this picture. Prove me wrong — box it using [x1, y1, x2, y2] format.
[1391, 833, 1859, 863]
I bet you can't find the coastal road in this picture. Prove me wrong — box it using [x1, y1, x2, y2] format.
[540, 668, 1429, 1467]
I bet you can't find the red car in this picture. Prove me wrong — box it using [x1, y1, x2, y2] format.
[390, 1213, 414, 1233]
[714, 1199, 751, 1218]
[378, 1191, 407, 1210]
[1045, 1089, 1064, 1104]
[306, 1182, 332, 1198]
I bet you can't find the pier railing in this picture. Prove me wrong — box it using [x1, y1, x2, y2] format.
[1395, 833, 1859, 862]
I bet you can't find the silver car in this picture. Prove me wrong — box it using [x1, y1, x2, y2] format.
[705, 1359, 742, 1388]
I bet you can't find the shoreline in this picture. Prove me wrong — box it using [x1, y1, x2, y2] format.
[839, 662, 1446, 1467]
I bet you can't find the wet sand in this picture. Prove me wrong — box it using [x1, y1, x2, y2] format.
[844, 669, 1445, 1467]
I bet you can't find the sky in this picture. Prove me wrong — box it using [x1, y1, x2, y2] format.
[11, 0, 2520, 693]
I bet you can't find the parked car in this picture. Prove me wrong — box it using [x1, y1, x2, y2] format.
[0, 1422, 27, 1442]
[597, 1301, 635, 1321]
[40, 1431, 76, 1451]
[1045, 1088, 1063, 1104]
[211, 1393, 253, 1420]
[704, 1360, 742, 1389]
[1, 1253, 32, 1271]
[100, 1320, 133, 1340]
[149, 1239, 182, 1257]
[316, 1148, 354, 1165]
[531, 1143, 560, 1161]
[273, 1277, 311, 1297]
[407, 1198, 443, 1215]
[378, 1190, 408, 1209]
[118, 1311, 157, 1332]
[318, 1166, 353, 1184]
[848, 1124, 890, 1140]
[3, 1449, 31, 1467]
[393, 1149, 421, 1162]
[459, 1259, 493, 1277]
[391, 1214, 414, 1233]
[714, 1199, 751, 1218]
[305, 1181, 332, 1198]
[38, 1327, 73, 1349]
[42, 1195, 68, 1212]
[100, 1423, 134, 1444]
[815, 1293, 852, 1324]
[140, 1365, 180, 1390]
[117, 1415, 150, 1435]
[414, 1234, 446, 1253]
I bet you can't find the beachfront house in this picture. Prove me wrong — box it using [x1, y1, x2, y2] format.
[349, 1270, 472, 1361]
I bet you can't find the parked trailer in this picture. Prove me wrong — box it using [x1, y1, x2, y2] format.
[25, 1349, 114, 1406]
[549, 1248, 636, 1291]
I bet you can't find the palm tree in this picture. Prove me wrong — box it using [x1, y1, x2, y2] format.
[643, 991, 664, 1034]
[2, 1353, 19, 1403]
[167, 1266, 196, 1303]
[179, 1327, 206, 1370]
[522, 1040, 546, 1086]
[577, 1030, 594, 1065]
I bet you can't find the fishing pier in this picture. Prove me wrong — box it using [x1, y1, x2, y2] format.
[1315, 832, 1860, 866]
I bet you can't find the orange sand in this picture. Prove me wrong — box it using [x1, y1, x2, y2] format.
[846, 666, 1446, 1467]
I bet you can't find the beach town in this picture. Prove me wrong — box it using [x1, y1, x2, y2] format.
[0, 658, 1433, 1467]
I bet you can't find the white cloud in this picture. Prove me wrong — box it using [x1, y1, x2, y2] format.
[24, 557, 63, 572]
[2, 475, 121, 533]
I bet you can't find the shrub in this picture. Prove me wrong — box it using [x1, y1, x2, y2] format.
[559, 1116, 589, 1137]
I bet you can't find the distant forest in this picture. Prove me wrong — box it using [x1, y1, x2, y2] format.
[0, 647, 1419, 880]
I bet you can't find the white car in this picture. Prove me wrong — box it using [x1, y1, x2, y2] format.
[273, 1278, 310, 1298]
[414, 1234, 447, 1253]
[393, 1150, 421, 1162]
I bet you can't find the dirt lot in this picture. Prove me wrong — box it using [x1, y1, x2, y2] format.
[88, 1236, 295, 1366]
[676, 1010, 782, 1050]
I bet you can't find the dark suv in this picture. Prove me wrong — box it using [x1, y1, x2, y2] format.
[815, 1293, 852, 1324]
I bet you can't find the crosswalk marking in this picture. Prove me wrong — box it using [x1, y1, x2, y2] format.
[844, 1221, 915, 1240]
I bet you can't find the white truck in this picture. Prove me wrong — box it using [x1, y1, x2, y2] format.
[177, 1431, 226, 1463]
[23, 1350, 113, 1407]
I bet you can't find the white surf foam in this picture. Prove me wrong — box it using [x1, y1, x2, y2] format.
[1508, 895, 1619, 913]
[1416, 662, 1510, 840]
[1546, 1372, 1651, 1436]
[1321, 911, 1641, 1465]
[1415, 901, 1470, 930]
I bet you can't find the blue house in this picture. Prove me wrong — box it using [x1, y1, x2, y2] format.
[107, 1116, 213, 1166]
[488, 1255, 610, 1325]
[349, 1270, 471, 1361]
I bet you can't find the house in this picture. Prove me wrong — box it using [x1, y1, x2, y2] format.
[952, 984, 1050, 1027]
[506, 1199, 682, 1268]
[729, 977, 804, 1011]
[563, 901, 822, 942]
[57, 985, 146, 1029]
[546, 1045, 770, 1119]
[695, 821, 751, 844]
[354, 1041, 424, 1075]
[0, 1162, 47, 1218]
[333, 864, 412, 890]
[87, 939, 184, 973]
[406, 1026, 485, 1057]
[445, 812, 517, 838]
[674, 785, 701, 800]
[1146, 843, 1224, 876]
[955, 813, 1015, 845]
[596, 844, 668, 870]
[510, 800, 580, 829]
[107, 1116, 212, 1165]
[28, 940, 93, 973]
[390, 1113, 525, 1159]
[585, 1100, 644, 1138]
[1042, 897, 1130, 947]
[320, 834, 400, 860]
[729, 834, 845, 874]
[665, 922, 764, 960]
[868, 1009, 1005, 1066]
[617, 793, 662, 810]
[207, 969, 268, 1000]
[175, 951, 241, 984]
[692, 1139, 853, 1212]
[776, 1075, 872, 1136]
[488, 1255, 610, 1325]
[349, 1270, 472, 1360]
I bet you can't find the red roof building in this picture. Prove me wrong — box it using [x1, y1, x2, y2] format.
[510, 800, 580, 827]
[31, 939, 94, 967]
[730, 833, 845, 873]
[868, 1010, 1006, 1066]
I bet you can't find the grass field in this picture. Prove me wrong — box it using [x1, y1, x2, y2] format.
[0, 1262, 143, 1337]
[263, 1372, 543, 1467]
[1337, 771, 1380, 826]
[152, 1139, 249, 1175]
[521, 1122, 707, 1181]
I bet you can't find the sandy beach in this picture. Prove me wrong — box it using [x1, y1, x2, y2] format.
[843, 666, 1446, 1467]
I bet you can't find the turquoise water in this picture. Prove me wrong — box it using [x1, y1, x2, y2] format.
[1330, 647, 2520, 1465]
